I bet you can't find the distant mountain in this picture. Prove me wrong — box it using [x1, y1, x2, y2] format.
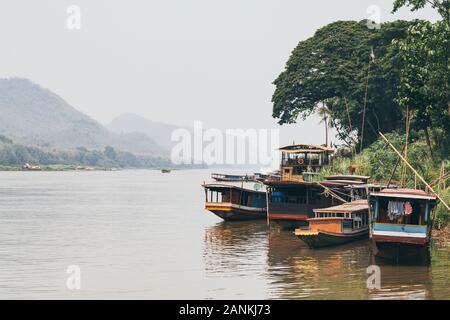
[107, 113, 190, 151]
[0, 78, 167, 156]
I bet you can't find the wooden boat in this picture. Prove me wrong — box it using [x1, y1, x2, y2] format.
[263, 144, 384, 230]
[211, 173, 253, 181]
[368, 188, 437, 262]
[264, 144, 337, 229]
[161, 169, 171, 173]
[294, 200, 369, 248]
[202, 180, 267, 221]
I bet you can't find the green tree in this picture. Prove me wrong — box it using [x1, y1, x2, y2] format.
[393, 1, 450, 154]
[395, 21, 450, 153]
[272, 20, 414, 149]
[393, 0, 449, 24]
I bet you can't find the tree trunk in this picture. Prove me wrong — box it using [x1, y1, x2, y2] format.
[325, 116, 328, 147]
[424, 126, 434, 158]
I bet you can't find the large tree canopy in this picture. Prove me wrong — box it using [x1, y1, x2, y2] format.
[393, 0, 450, 152]
[272, 20, 415, 148]
[393, 0, 449, 22]
[396, 21, 450, 140]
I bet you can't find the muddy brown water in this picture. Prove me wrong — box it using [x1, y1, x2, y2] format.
[0, 169, 448, 299]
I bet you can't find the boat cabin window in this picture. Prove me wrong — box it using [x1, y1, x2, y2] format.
[281, 152, 328, 167]
[206, 188, 264, 208]
[314, 210, 368, 231]
[206, 189, 238, 203]
[373, 197, 427, 225]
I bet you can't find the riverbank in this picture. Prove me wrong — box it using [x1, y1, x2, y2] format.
[0, 164, 119, 171]
[433, 225, 450, 240]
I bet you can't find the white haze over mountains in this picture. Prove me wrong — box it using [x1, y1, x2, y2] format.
[0, 78, 167, 156]
[0, 0, 439, 151]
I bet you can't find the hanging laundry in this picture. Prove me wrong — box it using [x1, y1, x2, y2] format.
[388, 201, 405, 221]
[404, 202, 413, 215]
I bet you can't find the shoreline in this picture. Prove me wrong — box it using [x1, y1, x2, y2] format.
[432, 225, 450, 240]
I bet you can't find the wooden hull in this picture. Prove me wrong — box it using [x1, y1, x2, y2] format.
[206, 203, 266, 221]
[269, 214, 309, 230]
[296, 229, 368, 248]
[371, 238, 430, 262]
[268, 203, 319, 230]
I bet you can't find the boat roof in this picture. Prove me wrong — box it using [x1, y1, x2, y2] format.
[263, 180, 319, 187]
[325, 175, 370, 182]
[278, 144, 335, 154]
[314, 200, 369, 214]
[370, 188, 437, 200]
[319, 180, 366, 186]
[203, 181, 267, 193]
[264, 179, 367, 188]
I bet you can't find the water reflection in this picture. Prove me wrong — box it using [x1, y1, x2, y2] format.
[267, 228, 370, 299]
[203, 221, 450, 300]
[203, 221, 268, 276]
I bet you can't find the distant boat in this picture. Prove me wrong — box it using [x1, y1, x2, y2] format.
[368, 188, 438, 262]
[76, 166, 94, 171]
[161, 169, 171, 173]
[202, 180, 267, 221]
[294, 200, 369, 248]
[22, 163, 41, 171]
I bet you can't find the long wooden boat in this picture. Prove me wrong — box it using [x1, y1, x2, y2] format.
[368, 188, 437, 262]
[211, 172, 279, 182]
[264, 144, 336, 229]
[294, 200, 369, 248]
[202, 180, 267, 221]
[265, 175, 382, 230]
[211, 173, 252, 181]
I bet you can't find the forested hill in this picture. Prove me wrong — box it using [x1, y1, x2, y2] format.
[0, 78, 167, 157]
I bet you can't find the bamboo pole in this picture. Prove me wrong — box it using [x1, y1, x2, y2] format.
[316, 182, 347, 203]
[401, 107, 410, 187]
[379, 132, 450, 213]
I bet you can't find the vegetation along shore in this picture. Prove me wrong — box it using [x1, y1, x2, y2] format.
[271, 1, 449, 230]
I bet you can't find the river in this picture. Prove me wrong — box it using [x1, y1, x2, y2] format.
[0, 169, 448, 299]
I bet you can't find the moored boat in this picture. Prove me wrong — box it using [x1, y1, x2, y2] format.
[294, 200, 369, 248]
[202, 180, 267, 221]
[264, 144, 338, 229]
[263, 144, 383, 229]
[211, 173, 252, 181]
[368, 188, 437, 262]
[211, 172, 279, 182]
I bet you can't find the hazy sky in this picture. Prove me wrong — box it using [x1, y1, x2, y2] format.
[0, 0, 439, 146]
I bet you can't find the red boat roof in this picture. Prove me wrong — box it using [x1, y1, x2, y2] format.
[314, 200, 369, 214]
[370, 188, 437, 200]
[325, 175, 370, 181]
